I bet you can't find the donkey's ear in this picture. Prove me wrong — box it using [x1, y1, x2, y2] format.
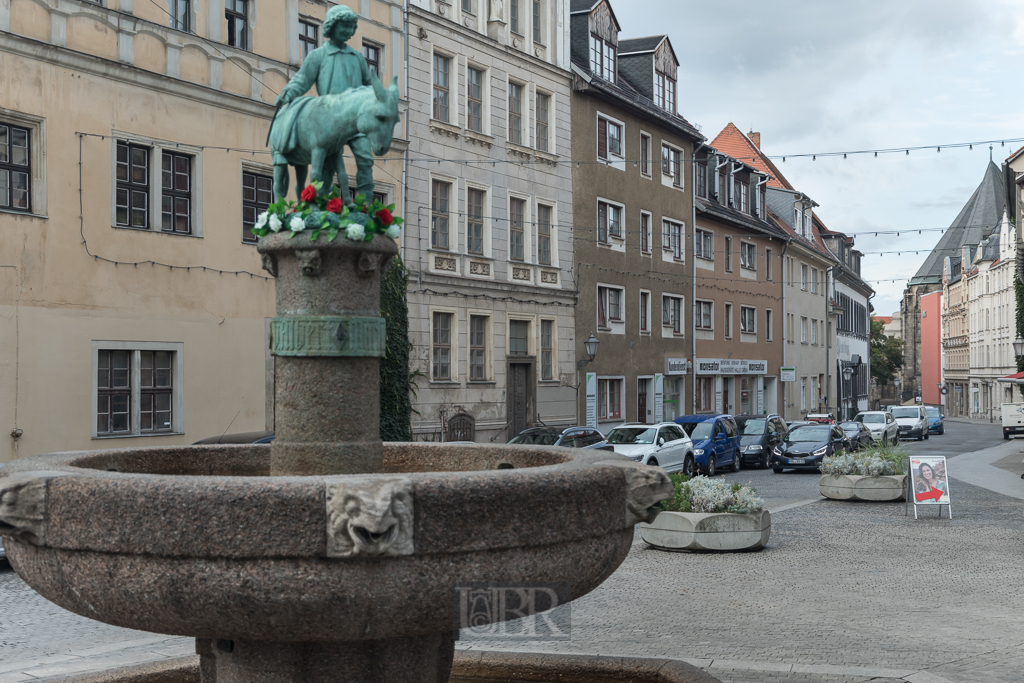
[371, 72, 388, 102]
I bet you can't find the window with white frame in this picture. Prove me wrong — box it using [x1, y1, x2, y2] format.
[93, 342, 183, 438]
[597, 200, 622, 243]
[696, 300, 712, 329]
[510, 0, 521, 34]
[811, 317, 817, 344]
[508, 81, 524, 145]
[469, 315, 488, 381]
[597, 115, 622, 160]
[537, 203, 552, 265]
[432, 312, 453, 380]
[597, 285, 623, 328]
[740, 242, 756, 270]
[639, 290, 650, 333]
[663, 220, 682, 260]
[532, 0, 543, 44]
[695, 229, 713, 260]
[509, 197, 526, 261]
[467, 187, 485, 255]
[430, 179, 450, 249]
[739, 181, 749, 213]
[535, 92, 550, 153]
[432, 53, 451, 121]
[589, 34, 615, 81]
[800, 377, 807, 412]
[724, 303, 732, 338]
[597, 378, 622, 420]
[661, 144, 682, 186]
[540, 319, 554, 380]
[467, 65, 485, 133]
[640, 133, 651, 176]
[800, 263, 807, 290]
[800, 316, 808, 343]
[740, 306, 756, 334]
[662, 294, 683, 334]
[654, 71, 676, 113]
[640, 211, 651, 253]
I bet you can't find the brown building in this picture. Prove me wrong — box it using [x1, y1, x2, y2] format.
[569, 0, 702, 428]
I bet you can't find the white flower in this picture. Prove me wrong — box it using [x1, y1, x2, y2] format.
[385, 225, 401, 239]
[289, 215, 305, 232]
[255, 212, 269, 230]
[268, 214, 283, 232]
[346, 223, 366, 241]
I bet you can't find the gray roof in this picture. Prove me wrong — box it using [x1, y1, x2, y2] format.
[910, 161, 1007, 284]
[618, 36, 665, 54]
[569, 0, 601, 13]
[978, 233, 1000, 262]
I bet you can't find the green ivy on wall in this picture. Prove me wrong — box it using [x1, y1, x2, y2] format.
[379, 255, 413, 442]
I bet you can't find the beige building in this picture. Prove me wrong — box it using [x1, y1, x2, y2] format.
[0, 0, 405, 461]
[941, 253, 968, 416]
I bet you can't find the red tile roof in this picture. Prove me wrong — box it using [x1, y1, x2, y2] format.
[710, 123, 791, 189]
[873, 316, 893, 324]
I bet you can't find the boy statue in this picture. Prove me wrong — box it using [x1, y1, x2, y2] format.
[269, 5, 376, 202]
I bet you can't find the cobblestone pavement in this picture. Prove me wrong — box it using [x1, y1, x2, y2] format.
[0, 421, 1019, 682]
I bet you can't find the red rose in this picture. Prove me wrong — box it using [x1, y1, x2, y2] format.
[326, 198, 343, 214]
[300, 185, 317, 203]
[375, 208, 394, 226]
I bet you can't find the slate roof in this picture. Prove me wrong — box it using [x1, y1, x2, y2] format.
[569, 0, 601, 13]
[909, 161, 1007, 285]
[618, 36, 665, 54]
[696, 196, 789, 240]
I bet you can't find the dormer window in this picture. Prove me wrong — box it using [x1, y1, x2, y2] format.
[590, 34, 615, 81]
[655, 71, 676, 112]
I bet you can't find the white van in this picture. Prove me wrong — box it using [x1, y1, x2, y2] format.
[890, 405, 929, 441]
[1001, 403, 1024, 440]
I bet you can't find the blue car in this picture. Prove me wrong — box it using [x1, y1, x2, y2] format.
[674, 414, 742, 476]
[925, 406, 944, 435]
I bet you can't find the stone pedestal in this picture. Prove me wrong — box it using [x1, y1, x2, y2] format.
[258, 233, 398, 476]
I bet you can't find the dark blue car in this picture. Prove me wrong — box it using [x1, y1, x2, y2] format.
[926, 406, 944, 435]
[674, 414, 742, 476]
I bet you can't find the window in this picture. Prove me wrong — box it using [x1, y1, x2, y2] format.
[432, 312, 452, 380]
[463, 0, 475, 13]
[811, 268, 818, 293]
[640, 133, 651, 176]
[0, 122, 31, 212]
[537, 203, 552, 265]
[696, 161, 707, 198]
[225, 0, 248, 50]
[532, 0, 542, 43]
[535, 92, 550, 152]
[433, 54, 451, 121]
[598, 378, 622, 420]
[759, 186, 766, 219]
[741, 306, 756, 334]
[695, 230, 713, 260]
[800, 264, 807, 290]
[299, 21, 319, 61]
[765, 309, 773, 341]
[640, 212, 651, 253]
[639, 291, 650, 332]
[765, 248, 773, 280]
[662, 145, 681, 186]
[800, 378, 807, 412]
[509, 197, 526, 261]
[654, 72, 675, 112]
[509, 320, 529, 355]
[811, 318, 818, 344]
[597, 116, 622, 160]
[467, 66, 484, 133]
[696, 301, 712, 329]
[363, 42, 381, 78]
[470, 315, 487, 380]
[794, 207, 802, 233]
[94, 344, 181, 437]
[724, 303, 732, 338]
[508, 82, 523, 145]
[161, 151, 191, 234]
[663, 295, 683, 334]
[739, 181, 749, 213]
[697, 377, 714, 412]
[724, 236, 732, 271]
[662, 220, 682, 260]
[510, 0, 521, 34]
[597, 286, 623, 328]
[170, 0, 190, 31]
[116, 141, 149, 228]
[597, 201, 622, 243]
[589, 34, 615, 81]
[242, 170, 273, 243]
[718, 169, 727, 203]
[467, 187, 485, 255]
[540, 319, 553, 379]
[431, 179, 450, 249]
[800, 316, 808, 343]
[740, 242, 756, 270]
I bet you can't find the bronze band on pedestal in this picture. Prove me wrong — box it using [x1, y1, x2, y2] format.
[270, 316, 386, 357]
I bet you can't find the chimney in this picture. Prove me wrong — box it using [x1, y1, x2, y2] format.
[748, 130, 761, 148]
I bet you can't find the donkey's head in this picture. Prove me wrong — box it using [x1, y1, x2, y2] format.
[359, 75, 401, 157]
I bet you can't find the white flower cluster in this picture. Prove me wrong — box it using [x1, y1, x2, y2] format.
[255, 212, 283, 233]
[820, 453, 901, 476]
[686, 476, 764, 514]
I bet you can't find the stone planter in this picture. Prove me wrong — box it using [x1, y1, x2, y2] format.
[819, 474, 906, 501]
[640, 510, 771, 552]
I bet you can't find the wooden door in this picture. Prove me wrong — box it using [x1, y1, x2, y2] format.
[509, 363, 529, 436]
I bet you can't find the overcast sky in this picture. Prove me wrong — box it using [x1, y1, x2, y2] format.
[614, 0, 1024, 315]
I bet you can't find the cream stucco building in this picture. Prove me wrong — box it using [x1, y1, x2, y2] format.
[0, 0, 406, 461]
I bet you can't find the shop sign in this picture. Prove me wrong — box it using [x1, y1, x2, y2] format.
[664, 358, 689, 376]
[780, 367, 796, 382]
[696, 358, 768, 375]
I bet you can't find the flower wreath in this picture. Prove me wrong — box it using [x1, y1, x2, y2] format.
[250, 181, 404, 242]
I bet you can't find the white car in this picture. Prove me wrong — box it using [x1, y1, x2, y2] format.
[854, 411, 899, 445]
[605, 423, 694, 473]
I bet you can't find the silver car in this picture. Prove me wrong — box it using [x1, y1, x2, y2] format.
[605, 423, 694, 473]
[854, 411, 899, 445]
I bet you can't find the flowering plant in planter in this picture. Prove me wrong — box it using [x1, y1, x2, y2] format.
[655, 474, 764, 514]
[250, 181, 404, 243]
[820, 442, 907, 477]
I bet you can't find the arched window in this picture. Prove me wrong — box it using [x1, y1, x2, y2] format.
[447, 413, 475, 442]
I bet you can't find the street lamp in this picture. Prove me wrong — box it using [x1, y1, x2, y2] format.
[842, 365, 854, 420]
[1014, 336, 1024, 359]
[577, 332, 600, 370]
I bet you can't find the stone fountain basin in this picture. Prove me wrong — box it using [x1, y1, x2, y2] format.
[0, 443, 663, 643]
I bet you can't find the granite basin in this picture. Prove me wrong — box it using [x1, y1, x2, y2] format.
[639, 510, 771, 551]
[819, 474, 906, 501]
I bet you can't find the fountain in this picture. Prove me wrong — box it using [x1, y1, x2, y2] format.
[0, 8, 717, 682]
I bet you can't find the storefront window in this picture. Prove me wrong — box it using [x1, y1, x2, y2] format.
[664, 378, 681, 421]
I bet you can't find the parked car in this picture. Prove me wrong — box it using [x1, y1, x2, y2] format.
[853, 411, 899, 445]
[508, 426, 607, 448]
[734, 414, 788, 469]
[786, 420, 812, 430]
[890, 405, 930, 441]
[193, 431, 275, 445]
[925, 406, 945, 435]
[839, 421, 874, 451]
[674, 414, 742, 476]
[771, 423, 848, 472]
[605, 423, 694, 473]
[805, 413, 837, 424]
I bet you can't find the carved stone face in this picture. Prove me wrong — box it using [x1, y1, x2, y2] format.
[326, 478, 414, 558]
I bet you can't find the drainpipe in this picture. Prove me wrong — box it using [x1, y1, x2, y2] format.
[780, 240, 790, 418]
[691, 141, 707, 413]
[401, 0, 410, 260]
